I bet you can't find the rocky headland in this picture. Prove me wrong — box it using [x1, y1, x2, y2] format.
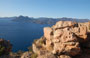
[0, 21, 90, 58]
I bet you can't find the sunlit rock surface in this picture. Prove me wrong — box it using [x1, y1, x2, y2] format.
[33, 21, 90, 58]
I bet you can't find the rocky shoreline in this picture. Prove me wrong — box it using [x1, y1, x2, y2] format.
[0, 21, 90, 58]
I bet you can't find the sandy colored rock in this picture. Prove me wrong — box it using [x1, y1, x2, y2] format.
[32, 21, 90, 58]
[52, 21, 76, 29]
[37, 51, 56, 58]
[44, 27, 53, 40]
[21, 52, 31, 58]
[59, 55, 71, 58]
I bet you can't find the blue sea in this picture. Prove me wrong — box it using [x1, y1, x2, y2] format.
[0, 19, 51, 52]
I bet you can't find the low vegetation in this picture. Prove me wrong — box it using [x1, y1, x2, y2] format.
[31, 53, 38, 58]
[28, 46, 33, 52]
[0, 46, 5, 56]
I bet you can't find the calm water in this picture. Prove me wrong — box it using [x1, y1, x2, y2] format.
[0, 19, 51, 52]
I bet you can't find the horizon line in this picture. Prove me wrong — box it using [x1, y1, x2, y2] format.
[0, 15, 89, 20]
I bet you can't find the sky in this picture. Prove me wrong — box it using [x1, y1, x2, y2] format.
[0, 0, 90, 19]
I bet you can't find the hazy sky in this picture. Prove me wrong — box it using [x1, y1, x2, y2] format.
[0, 0, 90, 19]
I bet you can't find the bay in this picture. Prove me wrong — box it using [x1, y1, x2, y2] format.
[0, 19, 51, 52]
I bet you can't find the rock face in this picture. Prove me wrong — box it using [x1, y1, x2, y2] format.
[37, 51, 56, 58]
[33, 21, 90, 58]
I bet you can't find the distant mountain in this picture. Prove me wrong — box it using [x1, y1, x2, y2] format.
[0, 17, 16, 19]
[1, 15, 90, 24]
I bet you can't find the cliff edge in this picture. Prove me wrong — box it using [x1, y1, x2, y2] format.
[0, 21, 90, 58]
[32, 21, 90, 58]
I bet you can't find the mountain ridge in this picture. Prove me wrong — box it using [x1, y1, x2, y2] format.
[12, 15, 90, 24]
[0, 15, 90, 24]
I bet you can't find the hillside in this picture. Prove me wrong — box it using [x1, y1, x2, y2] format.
[12, 16, 90, 24]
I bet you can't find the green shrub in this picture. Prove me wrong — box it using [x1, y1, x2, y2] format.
[0, 46, 5, 56]
[31, 53, 37, 58]
[17, 50, 24, 56]
[39, 39, 44, 45]
[28, 46, 33, 52]
[33, 39, 38, 44]
[89, 25, 90, 30]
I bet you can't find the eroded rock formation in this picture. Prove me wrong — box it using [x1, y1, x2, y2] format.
[33, 21, 90, 58]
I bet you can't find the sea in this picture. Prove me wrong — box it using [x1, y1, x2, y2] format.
[0, 19, 51, 52]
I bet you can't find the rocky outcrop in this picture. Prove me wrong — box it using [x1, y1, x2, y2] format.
[21, 52, 32, 58]
[33, 21, 90, 58]
[0, 39, 12, 56]
[0, 39, 12, 58]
